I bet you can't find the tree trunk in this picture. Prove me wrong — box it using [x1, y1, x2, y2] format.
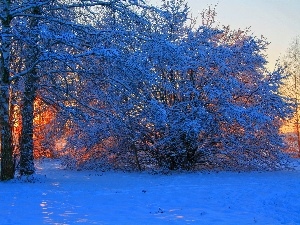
[19, 7, 40, 175]
[0, 85, 14, 180]
[291, 41, 300, 157]
[0, 1, 14, 180]
[294, 83, 300, 157]
[19, 75, 37, 175]
[296, 114, 300, 158]
[132, 143, 142, 171]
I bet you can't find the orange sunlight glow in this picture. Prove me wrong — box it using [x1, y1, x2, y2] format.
[11, 96, 57, 158]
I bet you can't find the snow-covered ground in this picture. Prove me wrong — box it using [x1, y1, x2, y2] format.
[1, 159, 300, 225]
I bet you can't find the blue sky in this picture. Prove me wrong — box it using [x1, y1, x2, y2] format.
[148, 0, 300, 70]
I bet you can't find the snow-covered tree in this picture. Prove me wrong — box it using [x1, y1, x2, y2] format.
[0, 0, 150, 180]
[49, 2, 166, 170]
[281, 36, 300, 157]
[136, 5, 293, 170]
[55, 1, 293, 172]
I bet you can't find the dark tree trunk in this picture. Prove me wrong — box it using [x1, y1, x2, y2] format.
[19, 75, 37, 175]
[0, 1, 14, 181]
[0, 84, 14, 180]
[19, 6, 40, 175]
[294, 75, 300, 158]
[132, 143, 142, 171]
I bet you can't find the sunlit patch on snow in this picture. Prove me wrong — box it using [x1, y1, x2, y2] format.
[40, 201, 47, 208]
[77, 218, 88, 223]
[51, 182, 60, 187]
[40, 200, 53, 222]
[61, 211, 78, 216]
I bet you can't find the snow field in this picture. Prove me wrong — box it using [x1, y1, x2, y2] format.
[0, 159, 300, 225]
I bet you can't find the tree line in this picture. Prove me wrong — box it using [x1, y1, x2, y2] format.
[0, 0, 294, 180]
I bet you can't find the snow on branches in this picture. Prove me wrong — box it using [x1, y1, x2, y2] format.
[0, 1, 293, 178]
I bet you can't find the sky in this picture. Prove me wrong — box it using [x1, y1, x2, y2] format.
[148, 0, 300, 70]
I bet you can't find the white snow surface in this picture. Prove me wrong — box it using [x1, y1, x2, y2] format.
[1, 159, 300, 225]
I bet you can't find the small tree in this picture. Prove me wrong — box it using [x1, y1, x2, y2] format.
[281, 36, 300, 157]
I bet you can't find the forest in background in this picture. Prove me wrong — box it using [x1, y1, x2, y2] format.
[0, 0, 298, 181]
